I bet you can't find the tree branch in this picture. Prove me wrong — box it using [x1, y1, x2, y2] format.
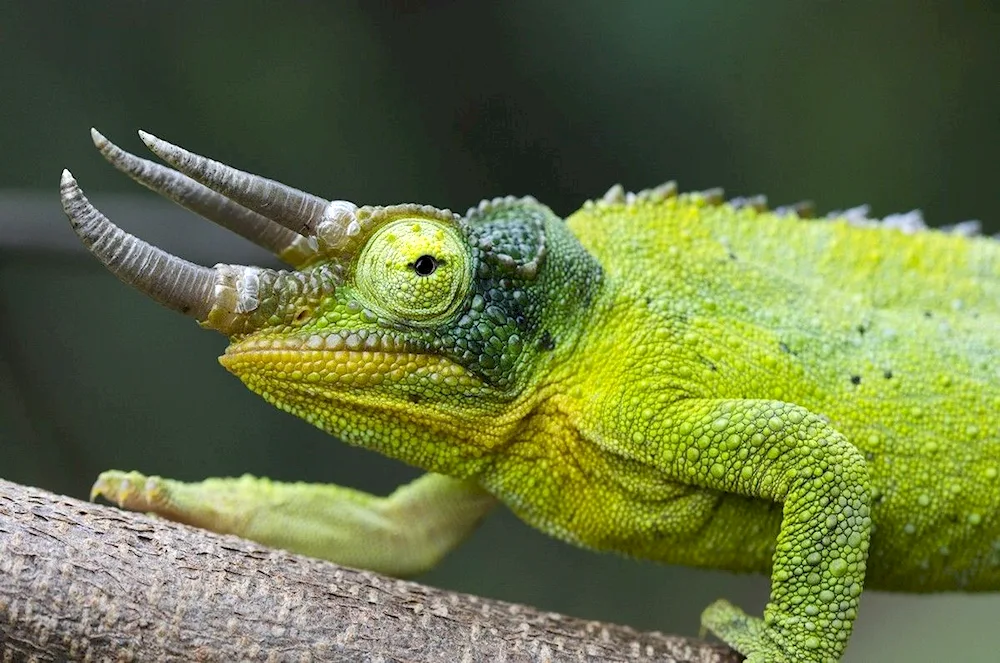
[0, 479, 740, 662]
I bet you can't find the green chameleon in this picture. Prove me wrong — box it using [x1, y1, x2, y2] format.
[60, 128, 998, 663]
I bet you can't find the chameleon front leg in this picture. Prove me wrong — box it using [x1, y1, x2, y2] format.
[649, 398, 872, 663]
[92, 470, 497, 576]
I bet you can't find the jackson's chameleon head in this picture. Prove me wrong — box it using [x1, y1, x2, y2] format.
[61, 130, 602, 475]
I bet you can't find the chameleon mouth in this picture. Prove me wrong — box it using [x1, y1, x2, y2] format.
[220, 333, 478, 390]
[227, 330, 413, 355]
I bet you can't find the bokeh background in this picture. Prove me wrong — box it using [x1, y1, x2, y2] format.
[1, 3, 998, 661]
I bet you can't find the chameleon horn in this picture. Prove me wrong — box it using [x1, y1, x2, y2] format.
[61, 169, 236, 329]
[139, 130, 332, 238]
[91, 129, 316, 266]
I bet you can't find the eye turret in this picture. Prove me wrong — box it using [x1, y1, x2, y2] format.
[354, 218, 473, 326]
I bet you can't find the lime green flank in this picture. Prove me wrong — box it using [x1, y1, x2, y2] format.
[65, 129, 999, 663]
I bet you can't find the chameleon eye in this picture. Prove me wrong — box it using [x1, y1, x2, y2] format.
[355, 219, 471, 325]
[412, 254, 438, 277]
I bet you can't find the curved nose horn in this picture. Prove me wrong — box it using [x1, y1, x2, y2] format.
[60, 169, 286, 336]
[61, 169, 218, 320]
[91, 129, 315, 265]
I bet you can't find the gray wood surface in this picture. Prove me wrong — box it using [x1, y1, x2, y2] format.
[0, 479, 740, 662]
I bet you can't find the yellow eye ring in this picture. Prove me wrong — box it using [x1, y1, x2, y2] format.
[354, 219, 472, 325]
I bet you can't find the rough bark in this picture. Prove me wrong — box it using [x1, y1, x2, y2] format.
[0, 479, 740, 663]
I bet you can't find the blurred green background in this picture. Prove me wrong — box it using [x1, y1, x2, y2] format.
[1, 3, 998, 661]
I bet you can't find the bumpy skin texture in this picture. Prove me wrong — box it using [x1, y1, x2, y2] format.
[88, 182, 999, 663]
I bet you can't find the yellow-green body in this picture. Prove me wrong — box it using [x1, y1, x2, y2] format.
[67, 131, 999, 663]
[535, 192, 1000, 591]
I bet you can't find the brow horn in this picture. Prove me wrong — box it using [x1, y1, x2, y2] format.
[139, 130, 335, 238]
[91, 129, 316, 265]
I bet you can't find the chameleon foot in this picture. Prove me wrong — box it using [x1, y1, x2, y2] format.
[89, 470, 495, 576]
[91, 470, 257, 530]
[701, 599, 804, 663]
[91, 470, 173, 512]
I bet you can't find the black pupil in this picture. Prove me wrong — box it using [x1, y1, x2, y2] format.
[413, 255, 438, 276]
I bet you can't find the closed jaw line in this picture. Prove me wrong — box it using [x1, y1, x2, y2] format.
[220, 334, 480, 391]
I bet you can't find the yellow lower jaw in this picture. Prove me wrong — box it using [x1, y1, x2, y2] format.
[219, 347, 480, 390]
[219, 346, 503, 450]
[219, 342, 535, 455]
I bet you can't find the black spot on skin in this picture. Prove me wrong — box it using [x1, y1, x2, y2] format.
[538, 330, 555, 351]
[923, 311, 933, 319]
[644, 296, 652, 306]
[850, 375, 862, 385]
[856, 324, 867, 336]
[778, 341, 797, 355]
[408, 393, 422, 404]
[883, 370, 894, 380]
